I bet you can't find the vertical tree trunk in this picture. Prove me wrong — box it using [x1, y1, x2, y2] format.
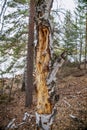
[25, 0, 35, 107]
[35, 1, 66, 129]
[78, 33, 83, 69]
[21, 69, 26, 91]
[84, 14, 87, 69]
[35, 1, 54, 129]
[79, 42, 82, 69]
[75, 17, 78, 63]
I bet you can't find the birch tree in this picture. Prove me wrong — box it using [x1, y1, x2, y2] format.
[35, 0, 66, 129]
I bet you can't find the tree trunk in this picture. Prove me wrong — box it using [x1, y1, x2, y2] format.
[78, 33, 83, 69]
[35, 1, 66, 129]
[21, 71, 25, 91]
[25, 0, 35, 107]
[84, 13, 87, 69]
[75, 17, 78, 63]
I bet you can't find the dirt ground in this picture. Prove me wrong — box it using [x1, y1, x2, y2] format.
[0, 67, 87, 130]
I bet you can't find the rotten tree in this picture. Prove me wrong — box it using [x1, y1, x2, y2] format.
[35, 0, 66, 129]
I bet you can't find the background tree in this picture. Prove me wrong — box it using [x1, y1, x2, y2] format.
[63, 11, 77, 59]
[25, 0, 35, 107]
[84, 10, 87, 69]
[0, 0, 28, 77]
[0, 0, 35, 107]
[75, 0, 86, 68]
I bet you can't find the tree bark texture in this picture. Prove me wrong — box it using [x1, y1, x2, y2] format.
[35, 0, 66, 129]
[25, 0, 35, 107]
[78, 31, 83, 69]
[84, 14, 87, 69]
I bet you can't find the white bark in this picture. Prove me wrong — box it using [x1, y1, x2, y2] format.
[47, 52, 66, 86]
[6, 118, 16, 129]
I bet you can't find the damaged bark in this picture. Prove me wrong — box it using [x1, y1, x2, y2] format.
[35, 0, 66, 129]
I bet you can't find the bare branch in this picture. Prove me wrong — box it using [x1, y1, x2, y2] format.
[0, 0, 7, 19]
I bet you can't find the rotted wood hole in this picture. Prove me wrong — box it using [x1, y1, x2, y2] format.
[36, 24, 52, 114]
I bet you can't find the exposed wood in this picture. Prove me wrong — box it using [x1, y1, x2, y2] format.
[35, 0, 66, 129]
[36, 25, 52, 114]
[35, 1, 54, 129]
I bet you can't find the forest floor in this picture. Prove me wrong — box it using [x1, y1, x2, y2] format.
[0, 65, 87, 130]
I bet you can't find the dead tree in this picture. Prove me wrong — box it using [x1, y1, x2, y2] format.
[35, 0, 66, 129]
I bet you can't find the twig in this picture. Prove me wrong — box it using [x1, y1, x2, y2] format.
[77, 88, 87, 94]
[0, 0, 7, 18]
[6, 112, 35, 130]
[63, 99, 71, 107]
[6, 118, 16, 129]
[22, 112, 30, 121]
[22, 112, 35, 121]
[69, 114, 84, 124]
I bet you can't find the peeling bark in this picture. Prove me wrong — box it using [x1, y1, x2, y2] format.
[35, 0, 66, 129]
